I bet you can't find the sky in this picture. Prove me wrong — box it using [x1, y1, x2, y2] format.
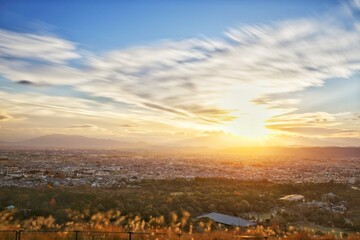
[0, 0, 359, 147]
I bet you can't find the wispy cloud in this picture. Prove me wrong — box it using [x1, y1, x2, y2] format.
[267, 112, 360, 138]
[66, 124, 98, 129]
[0, 29, 80, 63]
[0, 113, 11, 121]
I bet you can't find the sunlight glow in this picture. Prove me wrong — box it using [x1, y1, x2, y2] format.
[220, 84, 274, 141]
[225, 117, 270, 141]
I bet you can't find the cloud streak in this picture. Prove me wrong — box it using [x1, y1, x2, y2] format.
[0, 114, 11, 121]
[0, 29, 80, 63]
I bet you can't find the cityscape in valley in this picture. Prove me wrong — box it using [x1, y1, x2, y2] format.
[0, 146, 359, 188]
[1, 0, 360, 239]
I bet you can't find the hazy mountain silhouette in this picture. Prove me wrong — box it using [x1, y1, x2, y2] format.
[0, 134, 153, 149]
[0, 134, 359, 155]
[18, 134, 121, 148]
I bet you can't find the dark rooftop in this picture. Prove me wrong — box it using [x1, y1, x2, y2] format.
[197, 212, 256, 227]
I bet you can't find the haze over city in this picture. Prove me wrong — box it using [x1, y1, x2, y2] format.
[0, 0, 359, 147]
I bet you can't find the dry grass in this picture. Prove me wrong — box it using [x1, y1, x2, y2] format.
[0, 209, 358, 240]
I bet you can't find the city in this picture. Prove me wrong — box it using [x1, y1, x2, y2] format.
[0, 148, 359, 188]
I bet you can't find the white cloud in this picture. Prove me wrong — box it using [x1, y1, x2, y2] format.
[266, 112, 360, 138]
[0, 29, 80, 63]
[74, 17, 360, 130]
[0, 58, 87, 85]
[0, 29, 86, 85]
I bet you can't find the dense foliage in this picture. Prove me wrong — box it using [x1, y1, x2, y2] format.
[0, 178, 359, 233]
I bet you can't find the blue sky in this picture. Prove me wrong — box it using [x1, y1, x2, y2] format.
[0, 0, 359, 146]
[1, 0, 339, 50]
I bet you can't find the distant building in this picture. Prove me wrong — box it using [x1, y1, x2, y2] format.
[279, 194, 304, 201]
[6, 205, 15, 210]
[197, 212, 256, 227]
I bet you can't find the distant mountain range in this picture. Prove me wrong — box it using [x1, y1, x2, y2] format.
[0, 134, 151, 149]
[0, 134, 359, 157]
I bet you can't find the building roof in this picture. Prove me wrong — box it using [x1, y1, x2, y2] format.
[279, 194, 304, 201]
[197, 212, 256, 227]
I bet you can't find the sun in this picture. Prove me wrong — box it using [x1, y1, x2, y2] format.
[223, 114, 270, 142]
[217, 83, 286, 144]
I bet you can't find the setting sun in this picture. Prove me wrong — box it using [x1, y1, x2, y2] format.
[225, 119, 270, 141]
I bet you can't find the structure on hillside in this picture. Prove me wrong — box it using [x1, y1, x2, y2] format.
[6, 205, 15, 210]
[279, 194, 305, 201]
[197, 212, 256, 227]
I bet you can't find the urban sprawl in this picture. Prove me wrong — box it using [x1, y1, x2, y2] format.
[0, 149, 359, 188]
